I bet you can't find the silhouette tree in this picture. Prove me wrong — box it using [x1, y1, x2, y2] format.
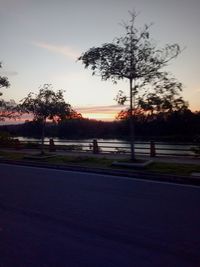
[0, 62, 10, 90]
[20, 84, 75, 154]
[0, 62, 18, 121]
[116, 74, 188, 120]
[78, 11, 184, 160]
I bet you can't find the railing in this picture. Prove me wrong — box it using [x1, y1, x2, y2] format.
[11, 138, 200, 157]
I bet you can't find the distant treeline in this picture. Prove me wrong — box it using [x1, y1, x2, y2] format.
[0, 109, 200, 142]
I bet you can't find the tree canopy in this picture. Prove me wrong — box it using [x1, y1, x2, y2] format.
[20, 84, 76, 122]
[20, 84, 79, 153]
[0, 62, 10, 90]
[78, 11, 186, 159]
[0, 62, 18, 121]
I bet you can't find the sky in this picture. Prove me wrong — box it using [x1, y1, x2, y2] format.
[0, 0, 200, 121]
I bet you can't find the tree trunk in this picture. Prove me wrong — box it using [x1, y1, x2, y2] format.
[129, 78, 135, 160]
[41, 118, 46, 155]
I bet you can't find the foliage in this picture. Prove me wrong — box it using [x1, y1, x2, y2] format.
[20, 84, 75, 122]
[116, 74, 187, 115]
[0, 62, 10, 90]
[0, 62, 18, 121]
[0, 130, 15, 147]
[19, 84, 77, 153]
[78, 11, 185, 159]
[79, 17, 180, 84]
[0, 130, 12, 142]
[0, 99, 19, 121]
[0, 109, 200, 141]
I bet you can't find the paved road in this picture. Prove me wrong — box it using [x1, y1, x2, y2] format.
[0, 163, 200, 267]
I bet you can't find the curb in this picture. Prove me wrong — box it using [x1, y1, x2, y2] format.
[0, 158, 200, 186]
[112, 160, 153, 168]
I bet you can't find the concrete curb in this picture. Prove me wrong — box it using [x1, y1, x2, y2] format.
[0, 158, 200, 186]
[112, 160, 153, 168]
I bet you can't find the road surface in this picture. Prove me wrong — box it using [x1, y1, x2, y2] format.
[0, 163, 200, 267]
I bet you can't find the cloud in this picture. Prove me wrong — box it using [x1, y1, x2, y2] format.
[33, 41, 80, 60]
[75, 104, 126, 114]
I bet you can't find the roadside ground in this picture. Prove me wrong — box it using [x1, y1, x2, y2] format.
[0, 148, 200, 184]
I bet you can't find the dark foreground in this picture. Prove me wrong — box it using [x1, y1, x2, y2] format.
[0, 163, 200, 267]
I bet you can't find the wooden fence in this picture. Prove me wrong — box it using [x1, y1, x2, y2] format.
[13, 139, 200, 157]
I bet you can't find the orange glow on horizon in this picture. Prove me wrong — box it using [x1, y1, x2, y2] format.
[0, 112, 117, 125]
[81, 112, 116, 121]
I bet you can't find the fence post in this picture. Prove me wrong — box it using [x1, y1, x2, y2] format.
[49, 138, 56, 152]
[150, 141, 156, 157]
[93, 139, 99, 154]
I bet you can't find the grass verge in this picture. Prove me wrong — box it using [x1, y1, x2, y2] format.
[0, 151, 25, 160]
[147, 162, 200, 176]
[0, 150, 200, 176]
[44, 155, 114, 168]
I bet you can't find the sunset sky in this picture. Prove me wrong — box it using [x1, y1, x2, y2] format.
[0, 0, 200, 121]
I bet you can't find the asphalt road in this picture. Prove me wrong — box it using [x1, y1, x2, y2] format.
[0, 163, 200, 267]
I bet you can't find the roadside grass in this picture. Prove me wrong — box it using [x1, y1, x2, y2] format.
[0, 150, 200, 176]
[147, 162, 200, 176]
[0, 151, 25, 160]
[44, 155, 114, 168]
[115, 158, 146, 163]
